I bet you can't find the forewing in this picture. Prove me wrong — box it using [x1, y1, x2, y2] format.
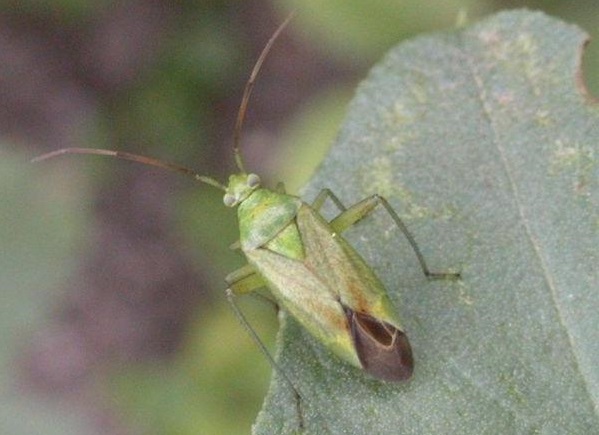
[297, 205, 402, 328]
[245, 247, 360, 367]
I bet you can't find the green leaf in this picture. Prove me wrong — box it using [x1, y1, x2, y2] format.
[254, 10, 599, 434]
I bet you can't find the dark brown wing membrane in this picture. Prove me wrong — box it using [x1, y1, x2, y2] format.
[346, 308, 414, 382]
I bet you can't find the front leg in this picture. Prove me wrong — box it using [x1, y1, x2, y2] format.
[225, 264, 266, 295]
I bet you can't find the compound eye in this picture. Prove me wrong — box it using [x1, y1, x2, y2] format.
[223, 193, 236, 207]
[247, 173, 260, 188]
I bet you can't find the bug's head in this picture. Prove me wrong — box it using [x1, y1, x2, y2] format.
[223, 173, 261, 207]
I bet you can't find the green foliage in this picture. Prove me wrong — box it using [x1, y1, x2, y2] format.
[255, 10, 599, 434]
[7, 4, 599, 434]
[109, 301, 275, 435]
[273, 88, 354, 193]
[0, 146, 92, 434]
[277, 0, 492, 61]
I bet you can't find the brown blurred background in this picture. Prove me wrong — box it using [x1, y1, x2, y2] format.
[1, 0, 597, 434]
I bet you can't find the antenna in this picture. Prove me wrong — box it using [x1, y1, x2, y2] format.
[232, 12, 295, 173]
[32, 147, 226, 191]
[32, 14, 295, 186]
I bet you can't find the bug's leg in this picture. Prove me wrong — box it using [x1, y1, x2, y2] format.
[225, 286, 306, 432]
[312, 188, 347, 214]
[225, 270, 329, 432]
[225, 264, 266, 294]
[226, 265, 280, 312]
[229, 240, 241, 251]
[226, 288, 305, 430]
[330, 194, 460, 280]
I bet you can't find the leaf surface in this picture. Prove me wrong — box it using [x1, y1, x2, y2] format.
[255, 10, 599, 434]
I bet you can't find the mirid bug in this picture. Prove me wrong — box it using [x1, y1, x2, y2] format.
[33, 15, 459, 385]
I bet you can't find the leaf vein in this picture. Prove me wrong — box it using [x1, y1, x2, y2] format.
[457, 33, 595, 409]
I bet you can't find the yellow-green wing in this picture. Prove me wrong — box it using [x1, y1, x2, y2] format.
[297, 205, 403, 330]
[244, 204, 403, 368]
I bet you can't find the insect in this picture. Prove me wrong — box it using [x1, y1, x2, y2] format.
[33, 15, 459, 384]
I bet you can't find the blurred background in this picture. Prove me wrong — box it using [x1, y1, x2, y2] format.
[1, 0, 597, 434]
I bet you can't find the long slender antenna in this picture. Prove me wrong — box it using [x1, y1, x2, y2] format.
[232, 12, 295, 173]
[32, 147, 227, 191]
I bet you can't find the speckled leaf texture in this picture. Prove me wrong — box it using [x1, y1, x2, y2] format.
[254, 10, 598, 435]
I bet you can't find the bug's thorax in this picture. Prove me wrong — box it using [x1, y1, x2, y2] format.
[234, 183, 304, 255]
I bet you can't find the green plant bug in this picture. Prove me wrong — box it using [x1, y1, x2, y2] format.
[33, 15, 459, 385]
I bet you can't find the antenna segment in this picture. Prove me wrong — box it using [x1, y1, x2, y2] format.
[232, 12, 295, 173]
